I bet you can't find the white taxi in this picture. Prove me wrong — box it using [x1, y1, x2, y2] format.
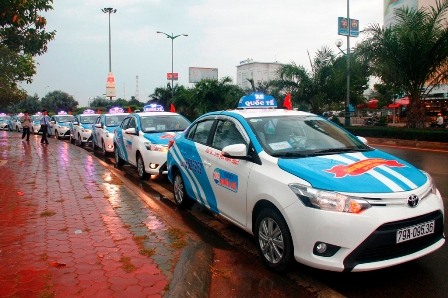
[49, 111, 74, 139]
[113, 104, 190, 180]
[31, 113, 42, 134]
[92, 107, 129, 156]
[167, 92, 445, 272]
[0, 113, 10, 130]
[70, 109, 99, 146]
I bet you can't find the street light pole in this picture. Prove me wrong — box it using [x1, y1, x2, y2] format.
[156, 31, 188, 102]
[345, 0, 351, 126]
[102, 7, 116, 73]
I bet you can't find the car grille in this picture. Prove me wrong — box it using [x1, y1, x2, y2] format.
[343, 211, 444, 272]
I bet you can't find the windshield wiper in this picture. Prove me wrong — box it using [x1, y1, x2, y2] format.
[312, 148, 367, 155]
[271, 152, 308, 158]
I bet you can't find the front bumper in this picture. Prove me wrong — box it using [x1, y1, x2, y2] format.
[142, 151, 169, 175]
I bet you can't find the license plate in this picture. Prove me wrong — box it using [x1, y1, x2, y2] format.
[396, 220, 435, 243]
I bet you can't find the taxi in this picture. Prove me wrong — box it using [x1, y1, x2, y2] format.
[113, 104, 190, 180]
[70, 109, 99, 146]
[92, 107, 129, 156]
[49, 111, 74, 139]
[31, 113, 42, 134]
[166, 92, 445, 272]
[8, 114, 24, 132]
[0, 113, 10, 130]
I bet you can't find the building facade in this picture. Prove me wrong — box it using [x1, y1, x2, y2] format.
[236, 59, 283, 90]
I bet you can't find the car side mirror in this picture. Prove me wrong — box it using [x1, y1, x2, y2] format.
[357, 136, 368, 144]
[221, 144, 248, 157]
[125, 127, 137, 135]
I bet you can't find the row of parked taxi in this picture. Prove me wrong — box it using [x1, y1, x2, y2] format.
[1, 93, 444, 273]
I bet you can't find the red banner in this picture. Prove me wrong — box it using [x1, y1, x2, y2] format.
[324, 158, 405, 178]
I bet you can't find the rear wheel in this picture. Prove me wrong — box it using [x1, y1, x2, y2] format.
[254, 208, 293, 272]
[137, 153, 150, 180]
[173, 171, 194, 208]
[114, 146, 125, 167]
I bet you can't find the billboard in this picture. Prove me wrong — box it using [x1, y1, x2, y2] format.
[338, 17, 359, 37]
[167, 73, 178, 80]
[189, 67, 218, 83]
[105, 72, 116, 98]
[384, 0, 418, 28]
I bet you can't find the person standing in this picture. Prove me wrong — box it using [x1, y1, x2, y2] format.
[40, 110, 50, 144]
[20, 111, 32, 141]
[436, 113, 444, 127]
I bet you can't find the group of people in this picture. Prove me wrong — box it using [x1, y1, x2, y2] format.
[19, 109, 51, 144]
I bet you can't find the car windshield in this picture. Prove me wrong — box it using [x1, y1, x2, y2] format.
[79, 115, 98, 124]
[106, 115, 127, 127]
[0, 116, 10, 121]
[140, 115, 190, 133]
[31, 116, 40, 121]
[246, 115, 372, 157]
[56, 115, 74, 123]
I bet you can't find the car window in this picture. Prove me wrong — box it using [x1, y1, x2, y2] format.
[106, 114, 127, 126]
[128, 117, 137, 129]
[121, 117, 130, 129]
[187, 119, 214, 145]
[95, 117, 101, 125]
[212, 120, 247, 150]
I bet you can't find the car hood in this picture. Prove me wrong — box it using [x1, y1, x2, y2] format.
[81, 124, 93, 129]
[277, 150, 427, 193]
[57, 122, 71, 126]
[143, 132, 179, 145]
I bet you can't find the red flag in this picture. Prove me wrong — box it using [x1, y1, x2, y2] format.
[97, 109, 101, 114]
[127, 107, 132, 113]
[68, 111, 72, 115]
[170, 104, 176, 112]
[283, 93, 292, 110]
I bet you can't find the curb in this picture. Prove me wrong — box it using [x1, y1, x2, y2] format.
[366, 137, 448, 151]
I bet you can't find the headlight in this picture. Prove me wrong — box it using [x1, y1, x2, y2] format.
[144, 141, 167, 152]
[289, 183, 371, 214]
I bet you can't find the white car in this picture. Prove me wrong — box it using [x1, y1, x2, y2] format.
[69, 109, 99, 146]
[113, 104, 191, 179]
[10, 114, 23, 132]
[167, 92, 445, 272]
[0, 114, 10, 130]
[50, 112, 75, 139]
[31, 114, 42, 134]
[92, 108, 129, 156]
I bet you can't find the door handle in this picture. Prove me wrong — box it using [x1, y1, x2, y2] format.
[203, 160, 211, 168]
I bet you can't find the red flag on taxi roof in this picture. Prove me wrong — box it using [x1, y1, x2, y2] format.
[127, 107, 132, 113]
[97, 109, 101, 114]
[283, 93, 292, 110]
[69, 111, 72, 115]
[170, 104, 176, 112]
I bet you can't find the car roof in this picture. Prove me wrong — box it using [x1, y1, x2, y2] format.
[132, 112, 180, 117]
[205, 109, 316, 119]
[103, 113, 129, 116]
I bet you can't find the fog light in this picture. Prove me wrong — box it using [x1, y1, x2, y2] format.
[316, 242, 327, 254]
[149, 163, 158, 169]
[107, 144, 113, 149]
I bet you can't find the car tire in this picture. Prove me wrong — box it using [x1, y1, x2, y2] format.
[137, 153, 150, 180]
[76, 134, 84, 147]
[254, 208, 293, 272]
[173, 170, 194, 208]
[16, 126, 19, 132]
[114, 145, 125, 167]
[56, 130, 61, 140]
[93, 140, 99, 150]
[70, 134, 75, 144]
[102, 140, 108, 156]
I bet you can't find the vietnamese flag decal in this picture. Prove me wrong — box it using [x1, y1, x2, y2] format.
[324, 158, 405, 178]
[97, 109, 101, 114]
[283, 93, 292, 110]
[170, 103, 176, 112]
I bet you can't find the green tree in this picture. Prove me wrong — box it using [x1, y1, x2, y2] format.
[41, 91, 78, 114]
[0, 0, 56, 108]
[357, 0, 448, 128]
[148, 84, 173, 109]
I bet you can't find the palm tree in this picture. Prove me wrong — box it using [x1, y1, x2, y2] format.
[358, 0, 448, 128]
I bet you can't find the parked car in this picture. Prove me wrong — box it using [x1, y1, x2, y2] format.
[31, 114, 42, 134]
[92, 107, 129, 156]
[10, 114, 24, 132]
[69, 109, 99, 146]
[0, 114, 10, 130]
[49, 112, 75, 139]
[113, 104, 190, 180]
[166, 92, 445, 272]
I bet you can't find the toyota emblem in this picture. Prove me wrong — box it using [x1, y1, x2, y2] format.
[407, 194, 419, 208]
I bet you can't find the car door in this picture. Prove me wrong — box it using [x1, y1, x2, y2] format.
[203, 117, 253, 226]
[93, 115, 102, 146]
[123, 116, 138, 166]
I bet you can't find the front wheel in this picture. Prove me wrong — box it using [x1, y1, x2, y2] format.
[173, 171, 194, 208]
[114, 146, 125, 167]
[254, 208, 293, 272]
[137, 154, 150, 180]
[76, 134, 84, 147]
[102, 140, 108, 156]
[56, 130, 61, 140]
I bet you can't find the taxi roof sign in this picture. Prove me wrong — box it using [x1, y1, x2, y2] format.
[57, 111, 68, 115]
[109, 107, 124, 114]
[83, 109, 96, 114]
[0, 113, 7, 116]
[238, 92, 277, 109]
[143, 104, 164, 112]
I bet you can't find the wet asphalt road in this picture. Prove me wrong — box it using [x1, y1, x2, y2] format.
[59, 136, 448, 297]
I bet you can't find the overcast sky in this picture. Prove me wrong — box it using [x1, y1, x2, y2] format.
[23, 0, 384, 107]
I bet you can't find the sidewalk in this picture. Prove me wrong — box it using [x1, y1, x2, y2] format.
[0, 131, 211, 298]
